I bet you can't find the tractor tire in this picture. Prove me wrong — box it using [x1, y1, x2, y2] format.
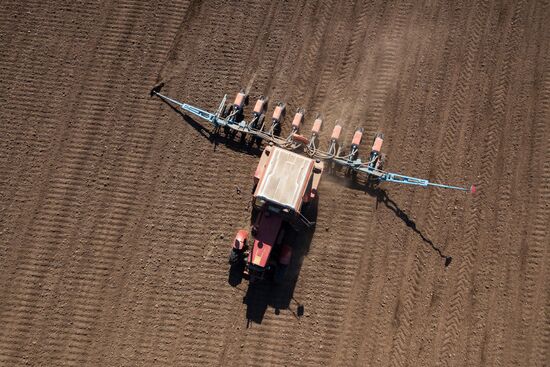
[228, 258, 245, 287]
[228, 249, 241, 265]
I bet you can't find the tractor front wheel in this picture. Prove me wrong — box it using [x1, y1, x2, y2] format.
[229, 249, 243, 265]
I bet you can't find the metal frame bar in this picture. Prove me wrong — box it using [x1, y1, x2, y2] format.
[152, 90, 472, 193]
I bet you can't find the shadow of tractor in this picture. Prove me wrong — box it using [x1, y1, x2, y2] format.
[156, 96, 451, 324]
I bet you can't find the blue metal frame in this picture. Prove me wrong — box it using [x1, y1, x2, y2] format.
[152, 90, 471, 193]
[155, 91, 224, 126]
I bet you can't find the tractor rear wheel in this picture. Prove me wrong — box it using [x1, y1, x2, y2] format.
[229, 249, 241, 265]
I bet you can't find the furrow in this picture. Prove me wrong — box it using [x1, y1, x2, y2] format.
[434, 1, 491, 365]
[512, 35, 550, 366]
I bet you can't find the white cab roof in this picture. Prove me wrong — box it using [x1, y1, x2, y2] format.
[255, 147, 314, 211]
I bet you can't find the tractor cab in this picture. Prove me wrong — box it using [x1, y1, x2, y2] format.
[245, 146, 322, 281]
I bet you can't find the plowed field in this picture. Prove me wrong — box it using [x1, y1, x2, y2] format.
[1, 1, 548, 366]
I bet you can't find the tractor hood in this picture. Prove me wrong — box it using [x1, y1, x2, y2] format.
[250, 239, 272, 268]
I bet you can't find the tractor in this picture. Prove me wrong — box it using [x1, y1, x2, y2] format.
[150, 86, 475, 284]
[229, 145, 322, 283]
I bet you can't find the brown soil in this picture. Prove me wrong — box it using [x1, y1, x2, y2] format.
[1, 1, 549, 366]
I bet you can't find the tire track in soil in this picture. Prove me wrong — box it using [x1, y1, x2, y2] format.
[0, 2, 91, 229]
[290, 0, 334, 106]
[257, 0, 307, 106]
[461, 2, 531, 366]
[132, 2, 291, 366]
[328, 205, 382, 367]
[0, 1, 188, 365]
[209, 3, 357, 366]
[476, 42, 531, 367]
[382, 4, 466, 366]
[283, 0, 359, 146]
[228, 3, 374, 363]
[349, 1, 412, 139]
[269, 3, 335, 138]
[331, 2, 442, 365]
[328, 2, 427, 366]
[308, 2, 420, 363]
[267, 3, 388, 365]
[299, 1, 348, 116]
[52, 3, 185, 362]
[0, 3, 107, 364]
[411, 2, 495, 363]
[331, 207, 374, 364]
[482, 3, 544, 364]
[321, 0, 382, 129]
[238, 1, 279, 91]
[512, 21, 550, 366]
[298, 191, 371, 366]
[384, 41, 444, 365]
[286, 0, 366, 141]
[432, 1, 520, 365]
[334, 0, 380, 141]
[384, 17, 459, 356]
[241, 2, 297, 99]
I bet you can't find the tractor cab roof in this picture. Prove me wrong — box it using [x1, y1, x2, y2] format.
[254, 147, 314, 213]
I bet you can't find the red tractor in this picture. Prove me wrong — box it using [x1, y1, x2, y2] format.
[229, 144, 323, 283]
[150, 86, 476, 289]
